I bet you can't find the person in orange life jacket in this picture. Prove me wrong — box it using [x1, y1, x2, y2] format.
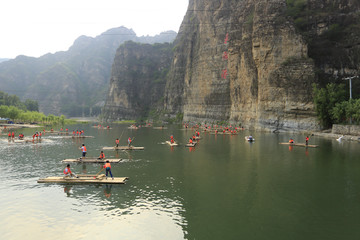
[170, 135, 174, 143]
[8, 132, 11, 139]
[12, 132, 15, 138]
[115, 138, 119, 147]
[289, 138, 294, 144]
[128, 137, 132, 147]
[98, 151, 105, 160]
[80, 144, 87, 158]
[103, 160, 113, 179]
[192, 135, 196, 141]
[196, 131, 200, 137]
[305, 136, 309, 145]
[64, 164, 78, 178]
[189, 138, 193, 144]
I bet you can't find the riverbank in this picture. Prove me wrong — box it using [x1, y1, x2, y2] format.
[311, 130, 360, 142]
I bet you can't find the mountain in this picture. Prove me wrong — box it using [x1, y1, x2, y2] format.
[0, 26, 177, 116]
[103, 41, 173, 121]
[162, 0, 360, 131]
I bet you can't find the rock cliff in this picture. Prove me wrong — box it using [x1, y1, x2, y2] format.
[103, 41, 173, 120]
[164, 0, 360, 131]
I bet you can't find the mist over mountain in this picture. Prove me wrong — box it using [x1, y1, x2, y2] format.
[0, 26, 176, 116]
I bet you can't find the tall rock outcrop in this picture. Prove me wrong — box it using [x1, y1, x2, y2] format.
[164, 0, 360, 131]
[103, 41, 173, 120]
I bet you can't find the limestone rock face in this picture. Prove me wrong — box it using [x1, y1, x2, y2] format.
[103, 41, 173, 120]
[164, 0, 359, 131]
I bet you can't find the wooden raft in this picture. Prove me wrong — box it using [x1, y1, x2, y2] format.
[185, 142, 197, 147]
[165, 141, 178, 146]
[62, 158, 122, 163]
[245, 136, 255, 142]
[153, 127, 167, 129]
[279, 142, 318, 148]
[210, 132, 236, 135]
[38, 174, 128, 184]
[102, 146, 145, 150]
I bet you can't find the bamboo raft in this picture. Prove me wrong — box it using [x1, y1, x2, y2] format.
[44, 131, 60, 134]
[279, 142, 318, 148]
[37, 174, 128, 184]
[13, 139, 42, 143]
[185, 142, 197, 147]
[153, 127, 167, 129]
[210, 132, 236, 135]
[165, 141, 178, 146]
[62, 158, 122, 163]
[102, 146, 145, 150]
[245, 136, 255, 142]
[60, 135, 95, 139]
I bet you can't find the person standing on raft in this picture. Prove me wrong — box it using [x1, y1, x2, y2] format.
[127, 137, 132, 147]
[103, 160, 113, 180]
[305, 136, 309, 145]
[115, 138, 119, 147]
[64, 164, 78, 178]
[80, 144, 87, 158]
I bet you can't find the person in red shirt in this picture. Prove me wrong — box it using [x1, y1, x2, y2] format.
[103, 160, 113, 179]
[63, 164, 78, 178]
[98, 151, 105, 160]
[115, 138, 119, 147]
[80, 144, 87, 158]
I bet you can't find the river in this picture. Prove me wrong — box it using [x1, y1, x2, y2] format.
[0, 124, 359, 240]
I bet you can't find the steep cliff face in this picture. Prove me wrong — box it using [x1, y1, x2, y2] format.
[164, 0, 360, 131]
[103, 41, 173, 120]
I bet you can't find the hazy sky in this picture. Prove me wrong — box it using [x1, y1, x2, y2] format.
[0, 0, 188, 59]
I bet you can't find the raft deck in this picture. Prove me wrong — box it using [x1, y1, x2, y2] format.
[166, 141, 178, 146]
[62, 158, 122, 163]
[38, 174, 128, 184]
[102, 146, 145, 150]
[279, 142, 318, 148]
[185, 143, 197, 147]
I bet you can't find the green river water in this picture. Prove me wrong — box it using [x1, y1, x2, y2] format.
[1, 124, 360, 240]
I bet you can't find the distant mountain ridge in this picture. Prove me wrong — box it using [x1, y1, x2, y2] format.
[0, 26, 177, 116]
